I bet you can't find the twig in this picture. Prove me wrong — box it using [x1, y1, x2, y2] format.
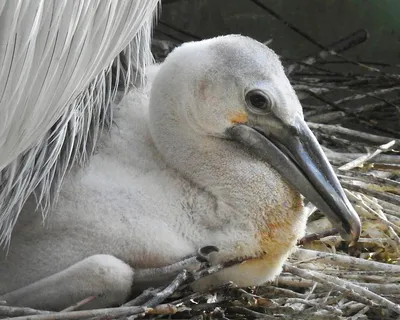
[338, 140, 396, 171]
[322, 147, 400, 166]
[227, 306, 278, 319]
[5, 304, 177, 320]
[258, 286, 307, 299]
[144, 270, 189, 307]
[286, 29, 368, 75]
[61, 296, 96, 312]
[369, 163, 400, 173]
[341, 181, 400, 206]
[283, 264, 400, 314]
[337, 171, 400, 195]
[331, 86, 400, 107]
[123, 288, 162, 307]
[169, 282, 236, 306]
[306, 111, 346, 124]
[349, 305, 370, 320]
[292, 248, 400, 272]
[0, 306, 49, 317]
[274, 297, 342, 315]
[308, 123, 400, 146]
[297, 228, 339, 246]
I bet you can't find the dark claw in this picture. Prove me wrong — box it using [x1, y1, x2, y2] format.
[200, 245, 219, 255]
[196, 245, 219, 263]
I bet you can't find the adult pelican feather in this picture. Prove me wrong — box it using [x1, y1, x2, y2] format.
[0, 0, 160, 246]
[1, 35, 360, 310]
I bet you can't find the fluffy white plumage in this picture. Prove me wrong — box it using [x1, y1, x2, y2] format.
[0, 35, 309, 310]
[0, 0, 160, 246]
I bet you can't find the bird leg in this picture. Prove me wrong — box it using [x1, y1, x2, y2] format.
[132, 245, 219, 289]
[0, 254, 134, 311]
[0, 247, 218, 311]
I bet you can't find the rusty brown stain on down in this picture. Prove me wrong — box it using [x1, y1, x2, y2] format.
[230, 111, 248, 124]
[239, 188, 303, 272]
[199, 80, 206, 100]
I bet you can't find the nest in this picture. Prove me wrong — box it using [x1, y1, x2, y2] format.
[2, 8, 400, 320]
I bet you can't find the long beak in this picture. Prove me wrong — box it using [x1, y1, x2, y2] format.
[228, 117, 361, 243]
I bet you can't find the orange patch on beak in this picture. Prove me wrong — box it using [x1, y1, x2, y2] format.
[230, 111, 248, 124]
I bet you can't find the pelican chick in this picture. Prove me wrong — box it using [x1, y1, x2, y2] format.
[0, 35, 360, 310]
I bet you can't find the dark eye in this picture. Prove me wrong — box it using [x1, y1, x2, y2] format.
[245, 90, 272, 112]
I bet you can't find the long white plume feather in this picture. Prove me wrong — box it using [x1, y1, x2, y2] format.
[0, 0, 160, 246]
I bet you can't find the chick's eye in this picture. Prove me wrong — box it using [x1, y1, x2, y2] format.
[245, 90, 272, 112]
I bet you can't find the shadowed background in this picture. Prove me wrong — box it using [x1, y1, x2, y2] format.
[157, 0, 399, 66]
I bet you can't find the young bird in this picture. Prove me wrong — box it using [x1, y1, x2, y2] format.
[0, 35, 360, 310]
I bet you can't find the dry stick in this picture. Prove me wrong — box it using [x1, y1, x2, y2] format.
[378, 199, 400, 215]
[337, 172, 400, 194]
[234, 287, 278, 307]
[168, 291, 208, 306]
[277, 275, 316, 289]
[318, 236, 396, 245]
[227, 306, 278, 320]
[341, 181, 400, 207]
[127, 257, 230, 308]
[318, 59, 400, 68]
[275, 297, 342, 315]
[338, 140, 396, 171]
[306, 92, 400, 138]
[277, 275, 373, 306]
[331, 86, 400, 107]
[169, 282, 236, 306]
[307, 111, 346, 124]
[286, 29, 368, 75]
[353, 192, 400, 240]
[61, 296, 96, 312]
[260, 286, 307, 299]
[291, 73, 390, 86]
[349, 306, 370, 320]
[342, 275, 400, 285]
[319, 132, 358, 150]
[248, 0, 376, 75]
[143, 270, 189, 307]
[341, 302, 365, 316]
[0, 306, 50, 317]
[291, 72, 399, 88]
[248, 0, 326, 51]
[322, 147, 400, 166]
[189, 300, 232, 312]
[5, 304, 177, 320]
[281, 272, 400, 295]
[283, 264, 400, 315]
[305, 100, 387, 117]
[297, 228, 339, 246]
[123, 288, 162, 307]
[358, 283, 400, 295]
[140, 263, 240, 308]
[387, 215, 400, 227]
[370, 163, 400, 173]
[326, 269, 400, 277]
[293, 248, 400, 273]
[308, 122, 400, 146]
[230, 306, 320, 319]
[353, 98, 400, 113]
